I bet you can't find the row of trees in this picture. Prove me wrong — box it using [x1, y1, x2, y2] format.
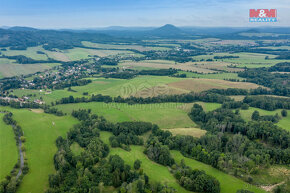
[1, 113, 28, 193]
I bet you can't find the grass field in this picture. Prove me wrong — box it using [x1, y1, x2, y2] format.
[0, 107, 78, 193]
[56, 102, 195, 129]
[171, 151, 266, 193]
[193, 52, 288, 68]
[0, 114, 18, 181]
[239, 107, 290, 131]
[0, 58, 59, 78]
[163, 128, 206, 138]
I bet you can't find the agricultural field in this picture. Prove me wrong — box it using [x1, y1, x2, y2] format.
[82, 41, 171, 51]
[0, 107, 78, 193]
[167, 78, 262, 92]
[56, 102, 195, 129]
[1, 46, 49, 60]
[12, 75, 263, 105]
[239, 107, 290, 131]
[0, 114, 18, 181]
[0, 58, 59, 78]
[120, 60, 218, 73]
[193, 52, 288, 68]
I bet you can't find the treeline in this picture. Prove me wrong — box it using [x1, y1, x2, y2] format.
[104, 68, 178, 79]
[55, 92, 231, 105]
[243, 96, 290, 110]
[1, 113, 29, 193]
[268, 62, 290, 72]
[0, 28, 132, 51]
[0, 98, 41, 109]
[213, 55, 239, 59]
[0, 55, 58, 64]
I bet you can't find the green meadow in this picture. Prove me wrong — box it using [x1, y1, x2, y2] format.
[56, 102, 195, 129]
[0, 107, 78, 193]
[0, 114, 18, 181]
[239, 107, 290, 131]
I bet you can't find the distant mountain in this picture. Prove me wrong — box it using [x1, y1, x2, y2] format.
[151, 24, 186, 36]
[8, 26, 39, 32]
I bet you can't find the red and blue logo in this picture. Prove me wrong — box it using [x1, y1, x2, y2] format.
[249, 9, 277, 22]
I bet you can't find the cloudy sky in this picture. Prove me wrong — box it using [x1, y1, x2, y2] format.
[0, 0, 289, 28]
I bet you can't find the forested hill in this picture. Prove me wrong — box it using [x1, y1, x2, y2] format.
[0, 28, 132, 51]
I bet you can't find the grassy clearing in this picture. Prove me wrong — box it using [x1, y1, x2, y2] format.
[70, 142, 84, 156]
[229, 95, 246, 101]
[0, 114, 18, 181]
[56, 102, 195, 129]
[239, 107, 290, 131]
[251, 165, 290, 186]
[171, 151, 266, 193]
[195, 102, 222, 112]
[0, 107, 78, 193]
[164, 128, 206, 138]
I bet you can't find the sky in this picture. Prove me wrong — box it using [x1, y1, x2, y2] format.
[0, 0, 289, 28]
